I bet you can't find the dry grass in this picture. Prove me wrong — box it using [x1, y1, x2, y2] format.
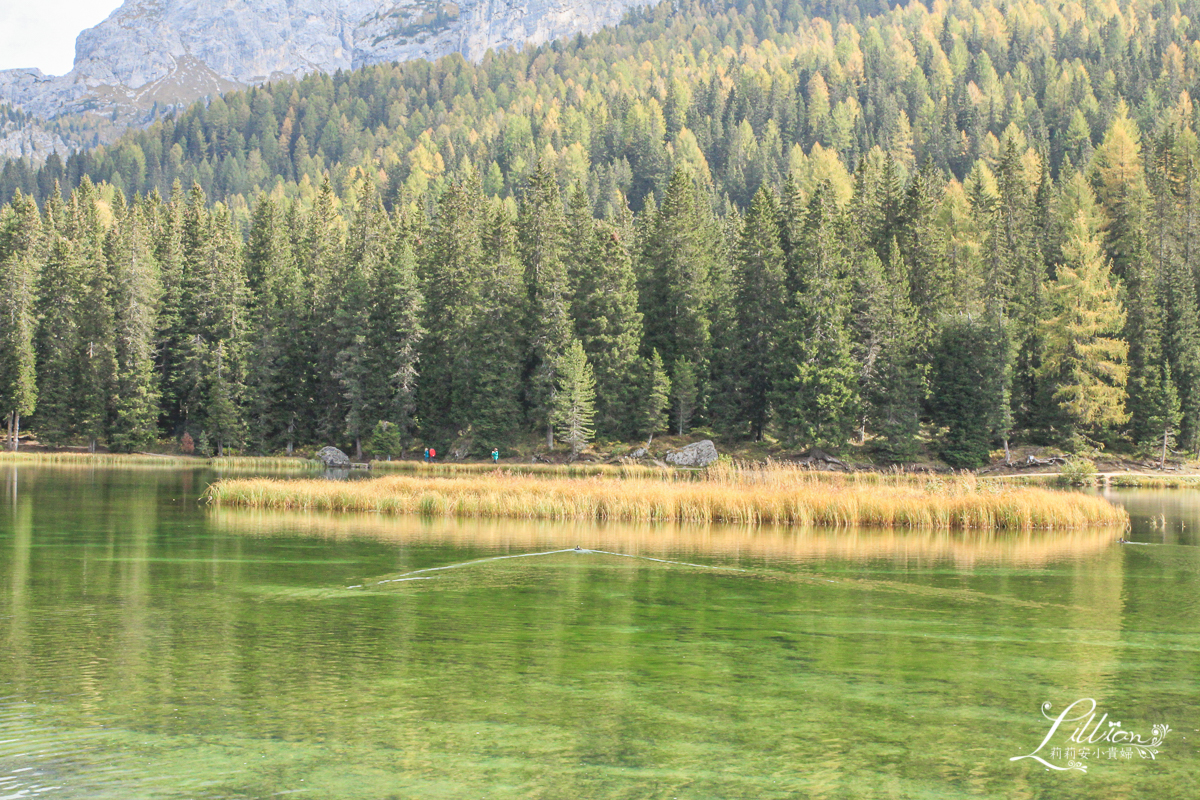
[206, 462, 1126, 530]
[209, 456, 320, 471]
[1105, 473, 1200, 488]
[0, 452, 202, 466]
[370, 460, 663, 479]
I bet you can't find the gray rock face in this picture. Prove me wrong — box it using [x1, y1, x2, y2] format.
[664, 440, 719, 468]
[0, 0, 651, 144]
[628, 447, 647, 459]
[316, 446, 352, 468]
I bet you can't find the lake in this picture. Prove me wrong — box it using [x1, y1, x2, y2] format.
[0, 466, 1196, 799]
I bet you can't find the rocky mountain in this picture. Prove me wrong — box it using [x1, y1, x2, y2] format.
[0, 0, 651, 156]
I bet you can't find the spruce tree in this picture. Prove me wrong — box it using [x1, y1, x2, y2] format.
[33, 233, 83, 446]
[929, 313, 1012, 468]
[671, 356, 698, 436]
[107, 202, 162, 452]
[518, 161, 573, 446]
[552, 339, 597, 456]
[640, 168, 715, 392]
[0, 193, 40, 449]
[637, 350, 671, 445]
[772, 184, 858, 450]
[864, 237, 926, 461]
[572, 220, 643, 439]
[733, 185, 785, 440]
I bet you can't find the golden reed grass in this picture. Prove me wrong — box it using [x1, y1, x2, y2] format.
[370, 460, 663, 479]
[0, 452, 200, 466]
[205, 463, 1127, 530]
[0, 452, 318, 470]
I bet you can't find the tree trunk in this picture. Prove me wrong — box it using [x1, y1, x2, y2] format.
[546, 423, 554, 449]
[218, 439, 224, 458]
[1003, 439, 1011, 465]
[13, 413, 19, 451]
[6, 412, 12, 452]
[355, 436, 362, 462]
[88, 437, 96, 454]
[1162, 427, 1169, 470]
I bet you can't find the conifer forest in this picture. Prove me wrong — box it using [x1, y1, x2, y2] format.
[3, 0, 1200, 465]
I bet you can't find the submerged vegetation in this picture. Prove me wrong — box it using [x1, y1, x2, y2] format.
[206, 463, 1127, 530]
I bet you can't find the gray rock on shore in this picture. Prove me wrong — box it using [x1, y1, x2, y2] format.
[317, 446, 351, 468]
[664, 440, 719, 468]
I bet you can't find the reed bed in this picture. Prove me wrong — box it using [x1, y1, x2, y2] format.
[206, 464, 1127, 530]
[209, 456, 320, 471]
[1106, 473, 1200, 488]
[0, 452, 201, 466]
[369, 460, 664, 479]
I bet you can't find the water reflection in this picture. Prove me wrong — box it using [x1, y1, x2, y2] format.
[211, 507, 1120, 568]
[0, 466, 1195, 800]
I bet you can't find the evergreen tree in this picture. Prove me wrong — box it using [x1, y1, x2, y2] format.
[32, 232, 83, 446]
[552, 338, 597, 456]
[864, 237, 926, 460]
[107, 202, 162, 451]
[929, 314, 1012, 468]
[671, 356, 698, 436]
[772, 185, 858, 449]
[518, 160, 573, 446]
[637, 349, 671, 444]
[470, 200, 526, 447]
[0, 193, 40, 449]
[732, 185, 785, 440]
[573, 220, 643, 439]
[641, 168, 715, 394]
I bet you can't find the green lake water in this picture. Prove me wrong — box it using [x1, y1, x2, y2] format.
[0, 466, 1196, 799]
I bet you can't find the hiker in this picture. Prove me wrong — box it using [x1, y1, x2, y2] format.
[430, 447, 436, 462]
[492, 448, 500, 464]
[423, 447, 429, 462]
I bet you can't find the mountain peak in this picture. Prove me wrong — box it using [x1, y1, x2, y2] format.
[0, 0, 650, 156]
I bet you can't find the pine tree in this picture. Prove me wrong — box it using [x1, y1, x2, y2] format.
[552, 339, 597, 456]
[107, 202, 162, 452]
[864, 237, 926, 460]
[365, 230, 424, 448]
[732, 185, 785, 440]
[572, 220, 643, 439]
[640, 168, 715, 391]
[929, 313, 1012, 468]
[671, 356, 697, 436]
[772, 185, 858, 449]
[0, 193, 40, 449]
[472, 200, 526, 446]
[420, 173, 486, 437]
[33, 232, 83, 446]
[335, 180, 389, 460]
[70, 181, 116, 452]
[518, 160, 573, 446]
[637, 349, 671, 444]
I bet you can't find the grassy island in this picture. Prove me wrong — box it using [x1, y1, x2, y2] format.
[205, 464, 1126, 531]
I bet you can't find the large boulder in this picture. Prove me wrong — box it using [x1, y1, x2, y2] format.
[316, 446, 351, 468]
[664, 440, 719, 468]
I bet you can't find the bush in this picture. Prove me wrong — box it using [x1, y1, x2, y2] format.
[1057, 457, 1097, 487]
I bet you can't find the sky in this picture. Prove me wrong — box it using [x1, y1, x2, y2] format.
[0, 1, 124, 75]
